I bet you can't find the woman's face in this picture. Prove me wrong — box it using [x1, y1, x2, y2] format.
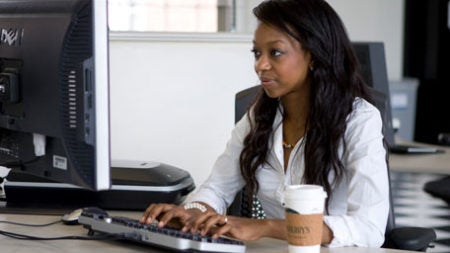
[252, 22, 312, 99]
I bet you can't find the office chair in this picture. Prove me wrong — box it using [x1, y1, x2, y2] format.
[228, 85, 437, 252]
[423, 133, 450, 205]
[424, 176, 450, 205]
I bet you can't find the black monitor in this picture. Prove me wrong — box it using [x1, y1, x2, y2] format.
[0, 0, 110, 191]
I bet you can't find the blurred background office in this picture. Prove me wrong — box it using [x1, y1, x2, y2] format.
[107, 0, 449, 186]
[107, 1, 450, 251]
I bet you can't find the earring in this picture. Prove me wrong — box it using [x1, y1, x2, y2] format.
[309, 65, 314, 71]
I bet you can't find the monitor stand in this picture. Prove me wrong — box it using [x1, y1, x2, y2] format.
[0, 160, 195, 215]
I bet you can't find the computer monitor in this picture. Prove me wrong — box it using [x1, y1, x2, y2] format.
[0, 0, 110, 191]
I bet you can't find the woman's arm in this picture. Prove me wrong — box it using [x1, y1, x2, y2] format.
[323, 100, 389, 247]
[141, 201, 334, 243]
[209, 216, 333, 243]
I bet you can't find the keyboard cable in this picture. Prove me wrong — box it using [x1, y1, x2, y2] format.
[0, 219, 117, 241]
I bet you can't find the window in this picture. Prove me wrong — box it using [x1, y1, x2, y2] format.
[108, 0, 236, 32]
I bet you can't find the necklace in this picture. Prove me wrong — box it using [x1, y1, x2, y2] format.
[282, 140, 294, 149]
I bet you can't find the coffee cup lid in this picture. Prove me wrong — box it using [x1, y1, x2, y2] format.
[284, 184, 327, 200]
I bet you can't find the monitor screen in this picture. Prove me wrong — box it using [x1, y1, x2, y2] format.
[0, 0, 110, 191]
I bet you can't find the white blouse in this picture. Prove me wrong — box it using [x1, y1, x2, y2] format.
[187, 98, 390, 247]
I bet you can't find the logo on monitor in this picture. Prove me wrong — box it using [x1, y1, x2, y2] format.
[0, 28, 23, 46]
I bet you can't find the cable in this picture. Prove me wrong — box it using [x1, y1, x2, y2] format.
[0, 219, 62, 227]
[0, 157, 41, 168]
[0, 217, 120, 241]
[0, 161, 20, 167]
[0, 229, 117, 241]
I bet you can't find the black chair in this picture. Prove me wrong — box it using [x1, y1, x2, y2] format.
[424, 176, 450, 205]
[423, 133, 450, 205]
[228, 85, 436, 251]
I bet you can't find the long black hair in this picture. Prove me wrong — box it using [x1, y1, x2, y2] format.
[239, 0, 374, 210]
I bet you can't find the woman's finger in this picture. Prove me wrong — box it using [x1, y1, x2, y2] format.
[201, 214, 228, 236]
[140, 203, 176, 224]
[189, 211, 216, 233]
[158, 205, 188, 228]
[140, 203, 158, 223]
[211, 223, 233, 239]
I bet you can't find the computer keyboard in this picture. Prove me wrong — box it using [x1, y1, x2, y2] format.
[78, 207, 246, 253]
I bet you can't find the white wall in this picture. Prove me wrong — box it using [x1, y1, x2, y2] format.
[109, 0, 406, 187]
[109, 33, 255, 186]
[327, 0, 404, 80]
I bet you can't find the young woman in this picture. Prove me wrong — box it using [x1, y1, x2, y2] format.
[141, 0, 389, 247]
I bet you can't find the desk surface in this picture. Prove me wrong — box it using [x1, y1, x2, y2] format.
[0, 141, 447, 252]
[0, 211, 416, 253]
[389, 140, 450, 174]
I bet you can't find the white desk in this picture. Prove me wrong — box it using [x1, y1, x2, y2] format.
[0, 212, 416, 253]
[390, 140, 450, 174]
[0, 141, 446, 252]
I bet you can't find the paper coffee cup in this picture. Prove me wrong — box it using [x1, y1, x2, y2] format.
[283, 184, 327, 253]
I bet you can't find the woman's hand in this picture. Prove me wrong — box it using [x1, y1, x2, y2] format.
[140, 203, 195, 229]
[140, 202, 219, 232]
[140, 203, 288, 242]
[205, 216, 285, 241]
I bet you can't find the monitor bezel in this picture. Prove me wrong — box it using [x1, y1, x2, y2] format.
[0, 0, 110, 191]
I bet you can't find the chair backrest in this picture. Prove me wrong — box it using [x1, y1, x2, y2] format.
[370, 88, 396, 240]
[352, 42, 396, 149]
[234, 85, 261, 123]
